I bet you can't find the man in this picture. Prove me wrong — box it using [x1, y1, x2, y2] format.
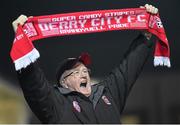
[12, 4, 158, 123]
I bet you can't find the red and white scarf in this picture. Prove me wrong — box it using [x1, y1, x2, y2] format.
[10, 8, 171, 71]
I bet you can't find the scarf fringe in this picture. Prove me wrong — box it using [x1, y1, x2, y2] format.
[14, 48, 40, 71]
[154, 56, 171, 67]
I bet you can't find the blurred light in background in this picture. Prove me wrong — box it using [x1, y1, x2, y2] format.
[0, 77, 29, 124]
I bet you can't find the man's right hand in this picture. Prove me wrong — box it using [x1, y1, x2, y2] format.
[12, 15, 28, 32]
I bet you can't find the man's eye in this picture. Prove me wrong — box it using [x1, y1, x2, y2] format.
[74, 71, 79, 74]
[83, 70, 88, 73]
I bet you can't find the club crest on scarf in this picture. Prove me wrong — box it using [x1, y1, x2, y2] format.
[102, 95, 111, 105]
[149, 15, 163, 29]
[73, 101, 81, 112]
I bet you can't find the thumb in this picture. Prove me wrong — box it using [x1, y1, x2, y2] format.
[140, 6, 145, 8]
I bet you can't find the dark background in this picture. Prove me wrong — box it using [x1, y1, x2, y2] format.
[0, 0, 179, 123]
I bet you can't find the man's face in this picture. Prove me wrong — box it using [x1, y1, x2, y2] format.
[62, 63, 91, 97]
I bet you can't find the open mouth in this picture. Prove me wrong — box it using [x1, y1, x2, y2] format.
[80, 82, 87, 88]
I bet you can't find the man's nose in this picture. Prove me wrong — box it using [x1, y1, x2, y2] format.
[80, 72, 88, 78]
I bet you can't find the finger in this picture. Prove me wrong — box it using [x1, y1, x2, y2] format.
[145, 4, 158, 14]
[154, 8, 158, 14]
[140, 6, 145, 8]
[12, 15, 28, 32]
[151, 6, 158, 14]
[149, 5, 153, 13]
[153, 7, 157, 14]
[150, 6, 156, 14]
[28, 16, 33, 18]
[19, 15, 28, 21]
[12, 21, 18, 32]
[145, 4, 151, 12]
[18, 15, 28, 25]
[145, 4, 149, 9]
[19, 15, 27, 21]
[149, 6, 154, 13]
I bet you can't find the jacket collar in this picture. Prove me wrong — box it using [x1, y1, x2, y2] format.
[55, 84, 104, 94]
[56, 86, 73, 94]
[54, 84, 105, 109]
[89, 84, 104, 109]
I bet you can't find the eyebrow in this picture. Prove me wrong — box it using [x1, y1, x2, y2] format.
[63, 72, 74, 79]
[74, 67, 88, 71]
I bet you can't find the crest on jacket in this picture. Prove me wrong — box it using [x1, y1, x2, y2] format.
[102, 95, 111, 105]
[73, 101, 81, 112]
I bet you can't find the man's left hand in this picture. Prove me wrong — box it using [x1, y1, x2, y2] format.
[140, 4, 159, 40]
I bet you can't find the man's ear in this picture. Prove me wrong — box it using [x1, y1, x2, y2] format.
[62, 83, 68, 88]
[61, 79, 68, 88]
